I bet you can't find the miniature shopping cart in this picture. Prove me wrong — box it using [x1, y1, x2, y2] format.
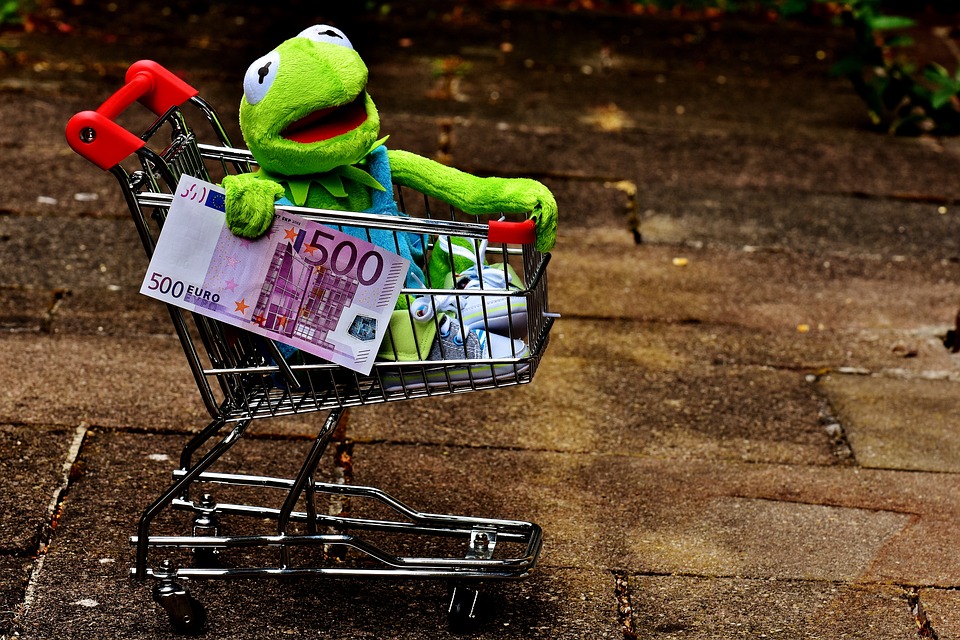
[66, 61, 554, 634]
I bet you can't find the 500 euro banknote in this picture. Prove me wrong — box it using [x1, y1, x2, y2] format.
[140, 175, 409, 375]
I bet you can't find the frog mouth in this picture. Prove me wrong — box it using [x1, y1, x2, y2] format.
[281, 95, 368, 144]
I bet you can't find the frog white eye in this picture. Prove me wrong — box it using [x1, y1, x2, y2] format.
[243, 50, 280, 105]
[297, 25, 353, 49]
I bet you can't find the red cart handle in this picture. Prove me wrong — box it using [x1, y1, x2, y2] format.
[487, 218, 536, 245]
[66, 60, 198, 170]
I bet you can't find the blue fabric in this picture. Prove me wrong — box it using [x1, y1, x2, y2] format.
[356, 145, 426, 288]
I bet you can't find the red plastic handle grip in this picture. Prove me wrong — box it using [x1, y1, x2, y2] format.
[65, 60, 198, 170]
[487, 218, 537, 245]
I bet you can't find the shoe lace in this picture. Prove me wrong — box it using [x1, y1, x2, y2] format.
[411, 236, 513, 325]
[436, 314, 464, 346]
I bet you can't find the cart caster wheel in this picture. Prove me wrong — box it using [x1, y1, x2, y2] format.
[153, 573, 207, 635]
[447, 584, 482, 634]
[191, 546, 221, 569]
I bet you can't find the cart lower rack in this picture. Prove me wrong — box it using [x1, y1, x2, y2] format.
[66, 60, 554, 634]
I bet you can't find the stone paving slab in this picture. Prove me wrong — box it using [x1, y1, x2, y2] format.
[24, 427, 949, 637]
[920, 589, 960, 639]
[4, 299, 951, 468]
[0, 288, 53, 333]
[627, 576, 917, 639]
[352, 443, 960, 587]
[553, 229, 960, 334]
[0, 424, 76, 551]
[0, 333, 206, 431]
[0, 309, 840, 464]
[0, 424, 78, 636]
[638, 183, 960, 263]
[356, 446, 910, 580]
[0, 216, 144, 291]
[632, 496, 909, 581]
[17, 430, 621, 639]
[821, 374, 960, 473]
[452, 122, 960, 202]
[865, 516, 960, 587]
[47, 288, 172, 337]
[6, 215, 959, 344]
[0, 556, 32, 635]
[350, 345, 838, 466]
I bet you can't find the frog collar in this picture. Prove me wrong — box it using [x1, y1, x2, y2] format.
[257, 137, 389, 205]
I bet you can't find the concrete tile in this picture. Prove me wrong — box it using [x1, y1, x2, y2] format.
[917, 588, 960, 639]
[18, 427, 951, 636]
[861, 517, 960, 587]
[0, 555, 33, 636]
[0, 333, 207, 431]
[50, 287, 172, 336]
[630, 496, 910, 581]
[3, 308, 842, 466]
[451, 121, 960, 202]
[0, 331, 333, 438]
[639, 184, 960, 263]
[628, 576, 916, 639]
[722, 461, 960, 520]
[820, 374, 960, 472]
[0, 287, 53, 332]
[349, 347, 837, 466]
[0, 216, 147, 291]
[351, 446, 912, 583]
[0, 424, 76, 551]
[20, 431, 620, 639]
[551, 231, 960, 334]
[550, 316, 957, 381]
[4, 142, 128, 218]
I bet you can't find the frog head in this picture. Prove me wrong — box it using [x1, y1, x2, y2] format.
[239, 25, 380, 176]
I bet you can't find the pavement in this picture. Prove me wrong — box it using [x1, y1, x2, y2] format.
[2, 2, 960, 638]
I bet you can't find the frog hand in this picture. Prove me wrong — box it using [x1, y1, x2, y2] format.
[529, 182, 558, 253]
[222, 173, 285, 238]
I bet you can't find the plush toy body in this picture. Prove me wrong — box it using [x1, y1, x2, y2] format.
[223, 25, 556, 368]
[223, 25, 557, 278]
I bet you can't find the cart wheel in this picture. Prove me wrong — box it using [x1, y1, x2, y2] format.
[191, 546, 221, 569]
[153, 578, 207, 635]
[447, 583, 482, 634]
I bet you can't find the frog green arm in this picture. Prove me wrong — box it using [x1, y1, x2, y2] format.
[388, 149, 558, 253]
[223, 172, 285, 239]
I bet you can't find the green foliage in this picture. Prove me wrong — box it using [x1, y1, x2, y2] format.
[827, 0, 960, 134]
[0, 0, 24, 27]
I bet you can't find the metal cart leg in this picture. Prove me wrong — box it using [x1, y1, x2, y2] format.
[277, 408, 344, 567]
[134, 417, 251, 580]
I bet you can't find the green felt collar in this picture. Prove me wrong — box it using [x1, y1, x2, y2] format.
[256, 137, 389, 205]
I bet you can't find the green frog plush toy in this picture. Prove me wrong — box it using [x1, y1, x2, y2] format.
[223, 25, 557, 286]
[223, 25, 556, 365]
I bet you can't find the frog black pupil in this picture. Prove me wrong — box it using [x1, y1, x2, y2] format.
[257, 62, 271, 84]
[320, 29, 342, 39]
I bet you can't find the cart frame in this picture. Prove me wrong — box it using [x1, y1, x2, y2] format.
[66, 60, 554, 634]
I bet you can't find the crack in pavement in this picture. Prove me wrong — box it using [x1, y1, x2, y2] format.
[612, 571, 639, 640]
[9, 423, 89, 637]
[906, 588, 941, 639]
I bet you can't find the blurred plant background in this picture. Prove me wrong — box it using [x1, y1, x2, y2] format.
[3, 0, 958, 134]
